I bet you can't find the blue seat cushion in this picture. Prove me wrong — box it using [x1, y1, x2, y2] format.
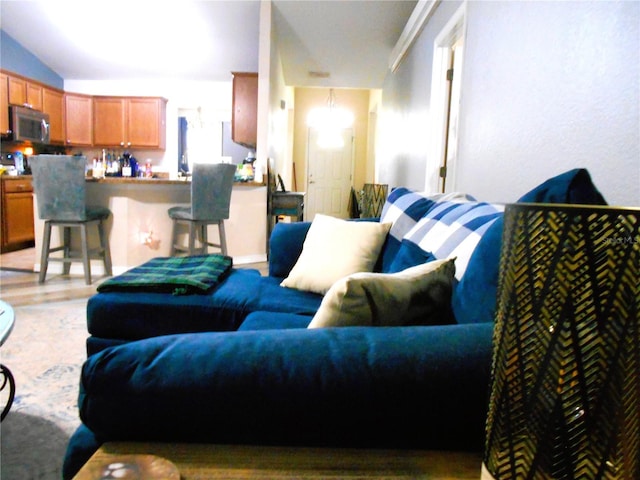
[452, 168, 607, 325]
[85, 205, 111, 220]
[78, 324, 494, 452]
[87, 268, 323, 342]
[239, 311, 312, 330]
[167, 205, 194, 220]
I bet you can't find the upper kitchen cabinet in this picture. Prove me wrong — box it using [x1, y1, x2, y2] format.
[42, 87, 65, 144]
[231, 72, 258, 149]
[0, 73, 9, 135]
[127, 97, 167, 149]
[65, 93, 93, 146]
[8, 75, 43, 111]
[93, 97, 126, 146]
[94, 96, 167, 149]
[1, 72, 63, 143]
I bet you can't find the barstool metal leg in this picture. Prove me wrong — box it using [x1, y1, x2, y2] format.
[62, 226, 72, 274]
[170, 219, 178, 256]
[80, 223, 92, 285]
[188, 222, 197, 256]
[200, 223, 208, 255]
[39, 221, 52, 284]
[98, 219, 113, 276]
[218, 221, 228, 256]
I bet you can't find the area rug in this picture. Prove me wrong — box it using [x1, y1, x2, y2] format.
[0, 299, 87, 479]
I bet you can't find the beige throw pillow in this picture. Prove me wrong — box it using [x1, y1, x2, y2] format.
[280, 215, 392, 294]
[308, 258, 456, 328]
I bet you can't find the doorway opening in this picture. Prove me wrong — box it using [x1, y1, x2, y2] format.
[427, 4, 466, 193]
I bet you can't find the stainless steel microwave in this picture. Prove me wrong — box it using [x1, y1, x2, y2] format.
[9, 105, 50, 144]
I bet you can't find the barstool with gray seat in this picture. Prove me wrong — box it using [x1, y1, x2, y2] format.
[168, 163, 236, 256]
[30, 155, 113, 285]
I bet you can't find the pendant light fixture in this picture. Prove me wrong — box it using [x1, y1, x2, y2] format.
[307, 89, 354, 149]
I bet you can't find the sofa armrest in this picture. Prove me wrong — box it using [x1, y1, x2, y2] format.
[79, 323, 493, 451]
[268, 221, 311, 277]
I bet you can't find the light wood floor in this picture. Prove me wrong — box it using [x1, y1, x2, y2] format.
[0, 247, 268, 307]
[0, 247, 98, 307]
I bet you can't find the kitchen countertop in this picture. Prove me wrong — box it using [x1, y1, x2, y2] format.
[1, 175, 32, 181]
[85, 176, 266, 187]
[1, 174, 265, 187]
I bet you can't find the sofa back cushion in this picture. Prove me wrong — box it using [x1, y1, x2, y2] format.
[269, 221, 312, 278]
[452, 168, 607, 325]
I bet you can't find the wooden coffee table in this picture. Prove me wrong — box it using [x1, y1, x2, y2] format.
[74, 442, 483, 479]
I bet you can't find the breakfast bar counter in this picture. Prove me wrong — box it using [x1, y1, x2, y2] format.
[85, 176, 266, 187]
[33, 177, 268, 276]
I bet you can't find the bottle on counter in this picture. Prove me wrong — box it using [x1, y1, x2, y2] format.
[110, 155, 120, 176]
[179, 154, 189, 176]
[145, 159, 153, 178]
[243, 151, 256, 165]
[121, 156, 131, 177]
[92, 158, 105, 178]
[130, 155, 138, 177]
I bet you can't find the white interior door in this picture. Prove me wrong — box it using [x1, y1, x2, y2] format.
[306, 128, 354, 220]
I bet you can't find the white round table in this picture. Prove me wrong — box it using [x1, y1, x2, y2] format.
[0, 300, 15, 421]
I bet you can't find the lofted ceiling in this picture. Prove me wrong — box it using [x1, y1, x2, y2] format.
[0, 0, 416, 89]
[272, 0, 417, 88]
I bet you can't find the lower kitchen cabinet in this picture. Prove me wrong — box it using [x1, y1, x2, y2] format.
[1, 176, 35, 253]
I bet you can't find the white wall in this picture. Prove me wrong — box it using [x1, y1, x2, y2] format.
[379, 1, 639, 206]
[377, 1, 463, 192]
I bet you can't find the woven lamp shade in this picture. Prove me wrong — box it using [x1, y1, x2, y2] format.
[483, 203, 640, 480]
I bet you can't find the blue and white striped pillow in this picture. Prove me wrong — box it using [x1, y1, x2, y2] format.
[379, 189, 478, 272]
[379, 188, 437, 272]
[403, 201, 505, 280]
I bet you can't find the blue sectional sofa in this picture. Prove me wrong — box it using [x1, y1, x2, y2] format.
[63, 169, 606, 479]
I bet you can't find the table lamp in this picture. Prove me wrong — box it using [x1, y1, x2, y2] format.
[483, 203, 639, 480]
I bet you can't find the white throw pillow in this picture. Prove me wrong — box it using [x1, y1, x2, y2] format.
[280, 214, 391, 294]
[308, 258, 456, 328]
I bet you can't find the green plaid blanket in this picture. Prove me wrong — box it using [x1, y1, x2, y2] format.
[97, 254, 233, 295]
